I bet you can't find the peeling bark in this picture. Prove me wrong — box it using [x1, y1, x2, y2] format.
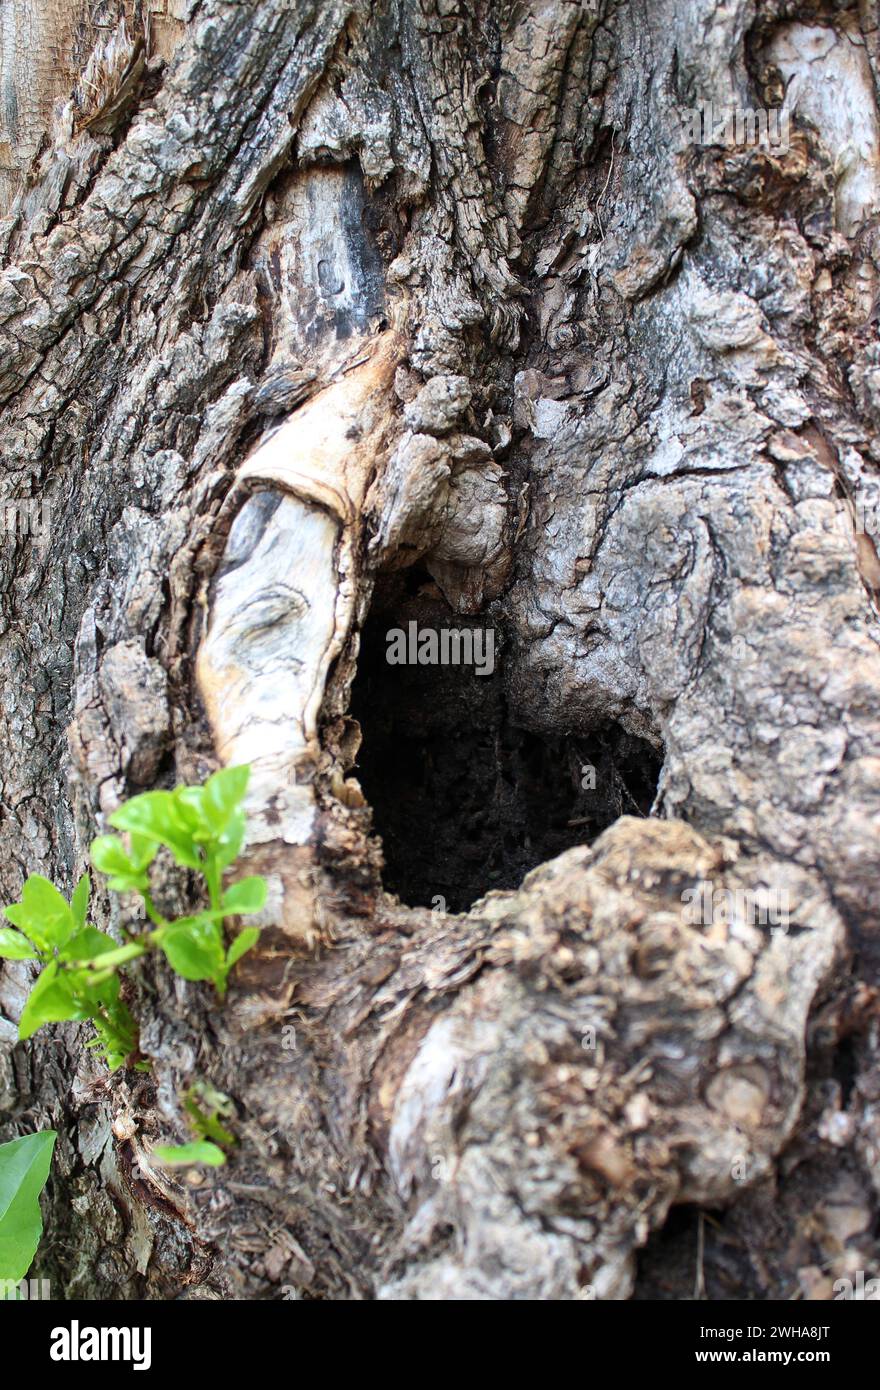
[1, 0, 879, 1301]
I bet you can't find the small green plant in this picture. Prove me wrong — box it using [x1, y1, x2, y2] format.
[0, 1130, 56, 1281]
[0, 767, 265, 1072]
[154, 1082, 236, 1168]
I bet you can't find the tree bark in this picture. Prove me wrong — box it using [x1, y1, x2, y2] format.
[1, 0, 879, 1300]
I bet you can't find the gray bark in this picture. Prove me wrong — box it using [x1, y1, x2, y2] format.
[0, 0, 878, 1300]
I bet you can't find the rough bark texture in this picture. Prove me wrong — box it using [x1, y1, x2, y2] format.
[0, 0, 879, 1300]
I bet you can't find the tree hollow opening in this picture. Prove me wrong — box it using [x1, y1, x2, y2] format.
[349, 571, 663, 913]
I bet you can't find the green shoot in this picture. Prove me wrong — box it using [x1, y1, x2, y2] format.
[0, 767, 266, 1072]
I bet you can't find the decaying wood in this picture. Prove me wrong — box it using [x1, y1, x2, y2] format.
[0, 0, 879, 1300]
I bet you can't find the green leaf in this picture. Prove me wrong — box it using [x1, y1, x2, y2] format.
[91, 834, 151, 893]
[81, 963, 122, 1001]
[4, 875, 75, 953]
[152, 1141, 226, 1168]
[174, 786, 209, 839]
[222, 877, 266, 916]
[127, 834, 158, 873]
[58, 927, 118, 963]
[91, 829, 157, 877]
[108, 790, 174, 838]
[226, 927, 259, 973]
[24, 877, 75, 944]
[109, 792, 202, 870]
[157, 916, 224, 984]
[105, 875, 145, 896]
[18, 963, 93, 1040]
[183, 1089, 235, 1146]
[91, 1004, 138, 1073]
[70, 875, 90, 930]
[0, 928, 37, 961]
[214, 808, 247, 872]
[0, 1130, 56, 1281]
[2, 906, 34, 937]
[90, 835, 132, 876]
[204, 766, 250, 830]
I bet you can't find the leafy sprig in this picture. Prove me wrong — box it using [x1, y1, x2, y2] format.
[0, 767, 265, 1072]
[153, 1083, 236, 1168]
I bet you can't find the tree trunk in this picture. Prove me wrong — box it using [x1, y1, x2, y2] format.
[1, 0, 878, 1301]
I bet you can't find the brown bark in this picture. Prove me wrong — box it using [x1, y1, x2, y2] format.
[0, 0, 878, 1300]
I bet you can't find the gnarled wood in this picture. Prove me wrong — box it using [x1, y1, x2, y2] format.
[0, 0, 878, 1302]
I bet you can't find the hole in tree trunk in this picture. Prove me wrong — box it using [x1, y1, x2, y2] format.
[349, 570, 663, 913]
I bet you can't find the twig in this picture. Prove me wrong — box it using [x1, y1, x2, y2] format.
[595, 130, 619, 240]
